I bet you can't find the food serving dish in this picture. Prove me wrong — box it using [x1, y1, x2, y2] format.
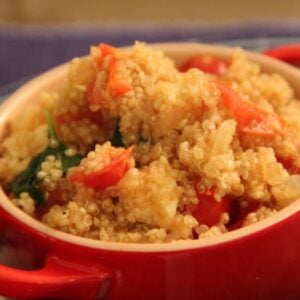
[0, 43, 300, 299]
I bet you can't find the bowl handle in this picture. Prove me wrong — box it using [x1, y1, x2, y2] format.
[0, 252, 112, 299]
[0, 209, 112, 299]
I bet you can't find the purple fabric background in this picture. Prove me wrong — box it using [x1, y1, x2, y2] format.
[1, 21, 300, 95]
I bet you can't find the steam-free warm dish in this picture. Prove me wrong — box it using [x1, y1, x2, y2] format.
[1, 43, 300, 243]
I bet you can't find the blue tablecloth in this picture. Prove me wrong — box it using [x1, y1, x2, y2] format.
[1, 20, 300, 99]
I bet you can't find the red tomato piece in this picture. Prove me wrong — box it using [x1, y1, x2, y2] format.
[276, 155, 300, 174]
[227, 200, 260, 230]
[191, 188, 231, 227]
[36, 188, 64, 219]
[98, 43, 118, 67]
[107, 58, 132, 97]
[69, 146, 133, 190]
[86, 81, 98, 107]
[179, 55, 227, 75]
[56, 108, 103, 127]
[89, 43, 132, 104]
[216, 81, 284, 137]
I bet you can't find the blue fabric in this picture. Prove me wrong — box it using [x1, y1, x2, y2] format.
[1, 20, 300, 98]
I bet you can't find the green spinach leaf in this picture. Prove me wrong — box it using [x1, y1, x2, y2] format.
[10, 111, 83, 205]
[111, 120, 124, 147]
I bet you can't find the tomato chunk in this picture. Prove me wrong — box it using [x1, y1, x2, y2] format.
[179, 55, 227, 75]
[216, 81, 284, 137]
[69, 146, 133, 189]
[276, 155, 300, 174]
[87, 43, 132, 107]
[191, 188, 231, 227]
[227, 200, 260, 230]
[98, 43, 117, 66]
[87, 81, 99, 107]
[107, 58, 132, 97]
[56, 108, 103, 127]
[99, 43, 131, 97]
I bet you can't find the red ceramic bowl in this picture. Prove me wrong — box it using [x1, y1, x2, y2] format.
[1, 43, 300, 300]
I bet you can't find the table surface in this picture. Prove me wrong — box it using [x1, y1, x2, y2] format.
[1, 0, 300, 23]
[1, 20, 300, 89]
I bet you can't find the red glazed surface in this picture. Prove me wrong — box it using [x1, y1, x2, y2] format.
[0, 43, 300, 299]
[263, 44, 300, 66]
[1, 205, 300, 299]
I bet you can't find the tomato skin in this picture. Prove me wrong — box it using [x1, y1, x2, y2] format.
[87, 43, 132, 107]
[56, 108, 103, 127]
[98, 43, 117, 66]
[87, 81, 98, 107]
[276, 155, 300, 174]
[179, 55, 227, 75]
[192, 187, 260, 230]
[191, 189, 231, 227]
[227, 200, 260, 230]
[215, 81, 284, 137]
[69, 146, 133, 189]
[35, 188, 64, 219]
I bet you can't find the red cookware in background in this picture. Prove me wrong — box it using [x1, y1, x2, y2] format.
[263, 44, 300, 66]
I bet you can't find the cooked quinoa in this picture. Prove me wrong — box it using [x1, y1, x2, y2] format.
[1, 42, 300, 243]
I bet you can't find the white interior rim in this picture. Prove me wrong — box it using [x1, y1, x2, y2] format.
[0, 42, 300, 253]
